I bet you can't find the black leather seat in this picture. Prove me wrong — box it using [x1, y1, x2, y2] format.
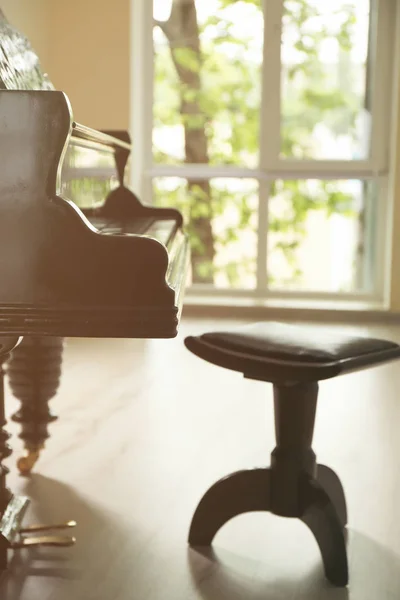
[184, 321, 400, 588]
[185, 321, 400, 382]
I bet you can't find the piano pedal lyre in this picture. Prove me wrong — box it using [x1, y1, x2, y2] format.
[0, 496, 76, 566]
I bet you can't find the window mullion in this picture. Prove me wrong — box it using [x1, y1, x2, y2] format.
[370, 0, 395, 172]
[257, 0, 283, 291]
[130, 0, 154, 202]
[262, 160, 381, 179]
[145, 162, 379, 180]
[256, 183, 269, 290]
[260, 0, 283, 168]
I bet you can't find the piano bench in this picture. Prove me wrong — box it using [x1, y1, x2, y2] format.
[184, 321, 400, 587]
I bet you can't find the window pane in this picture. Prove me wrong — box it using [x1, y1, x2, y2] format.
[61, 146, 118, 209]
[153, 177, 258, 288]
[153, 0, 263, 167]
[281, 0, 371, 159]
[267, 179, 375, 292]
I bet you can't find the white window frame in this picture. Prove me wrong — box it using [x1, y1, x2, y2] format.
[129, 0, 397, 306]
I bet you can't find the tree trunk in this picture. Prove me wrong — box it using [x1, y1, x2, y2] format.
[156, 0, 215, 283]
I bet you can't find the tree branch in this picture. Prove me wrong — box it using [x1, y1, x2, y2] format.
[153, 19, 166, 32]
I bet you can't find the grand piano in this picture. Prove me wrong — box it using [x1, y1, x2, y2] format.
[0, 7, 190, 552]
[0, 92, 189, 337]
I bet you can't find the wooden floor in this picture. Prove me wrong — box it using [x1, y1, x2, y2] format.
[1, 316, 400, 599]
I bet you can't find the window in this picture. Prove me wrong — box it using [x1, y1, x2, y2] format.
[132, 0, 395, 302]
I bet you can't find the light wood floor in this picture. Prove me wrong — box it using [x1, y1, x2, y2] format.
[1, 316, 400, 599]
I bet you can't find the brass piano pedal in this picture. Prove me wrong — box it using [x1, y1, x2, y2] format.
[0, 497, 76, 562]
[12, 520, 77, 549]
[19, 519, 77, 534]
[12, 535, 76, 549]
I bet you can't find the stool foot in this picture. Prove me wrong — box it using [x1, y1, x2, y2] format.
[301, 476, 348, 587]
[188, 468, 271, 546]
[317, 464, 347, 527]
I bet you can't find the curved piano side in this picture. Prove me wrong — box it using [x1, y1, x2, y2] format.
[0, 90, 180, 337]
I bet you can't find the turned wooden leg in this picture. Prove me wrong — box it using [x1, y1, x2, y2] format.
[188, 468, 271, 546]
[0, 358, 12, 515]
[317, 464, 347, 527]
[6, 336, 64, 475]
[300, 476, 348, 586]
[0, 337, 23, 570]
[0, 359, 11, 570]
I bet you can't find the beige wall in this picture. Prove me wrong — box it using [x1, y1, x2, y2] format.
[2, 0, 131, 130]
[46, 0, 130, 130]
[1, 0, 50, 71]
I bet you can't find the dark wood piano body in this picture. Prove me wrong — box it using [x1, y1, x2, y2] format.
[0, 90, 189, 338]
[0, 8, 190, 501]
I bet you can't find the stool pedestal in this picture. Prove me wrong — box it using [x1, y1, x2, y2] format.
[188, 381, 348, 587]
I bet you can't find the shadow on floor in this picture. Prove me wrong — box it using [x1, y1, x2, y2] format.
[0, 474, 134, 600]
[187, 528, 400, 600]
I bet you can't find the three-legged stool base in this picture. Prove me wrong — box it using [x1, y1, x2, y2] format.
[188, 465, 348, 586]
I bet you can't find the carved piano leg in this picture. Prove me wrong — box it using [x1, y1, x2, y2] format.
[6, 336, 64, 476]
[0, 357, 12, 515]
[0, 349, 74, 565]
[0, 354, 13, 569]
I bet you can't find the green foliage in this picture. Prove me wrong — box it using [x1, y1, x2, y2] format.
[172, 48, 201, 73]
[63, 177, 114, 209]
[153, 0, 364, 287]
